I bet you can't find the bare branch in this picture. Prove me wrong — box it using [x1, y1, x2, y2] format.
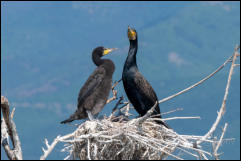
[1, 96, 12, 142]
[159, 116, 201, 121]
[106, 79, 121, 104]
[135, 101, 158, 125]
[197, 46, 240, 145]
[161, 107, 183, 115]
[159, 54, 233, 104]
[109, 96, 124, 120]
[40, 133, 75, 160]
[1, 96, 23, 160]
[87, 138, 91, 160]
[1, 119, 15, 160]
[213, 123, 228, 160]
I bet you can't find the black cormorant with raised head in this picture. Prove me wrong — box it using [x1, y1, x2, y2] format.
[122, 26, 169, 128]
[61, 47, 117, 124]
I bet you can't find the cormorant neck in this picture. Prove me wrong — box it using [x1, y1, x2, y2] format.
[124, 38, 138, 70]
[92, 53, 104, 66]
[92, 53, 115, 77]
[130, 38, 138, 50]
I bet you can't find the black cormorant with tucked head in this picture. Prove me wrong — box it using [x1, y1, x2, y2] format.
[61, 47, 117, 124]
[122, 26, 169, 128]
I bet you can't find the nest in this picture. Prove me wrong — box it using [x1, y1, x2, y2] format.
[64, 119, 169, 159]
[60, 104, 208, 160]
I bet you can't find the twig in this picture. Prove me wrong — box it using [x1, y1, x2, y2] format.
[109, 96, 124, 120]
[106, 79, 121, 104]
[159, 54, 233, 104]
[197, 46, 239, 145]
[111, 96, 124, 114]
[106, 89, 117, 104]
[158, 116, 201, 121]
[87, 138, 91, 160]
[161, 108, 184, 115]
[112, 79, 122, 89]
[213, 123, 228, 160]
[40, 133, 75, 160]
[135, 101, 158, 125]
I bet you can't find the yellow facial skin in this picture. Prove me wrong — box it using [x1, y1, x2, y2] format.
[128, 26, 137, 40]
[103, 48, 118, 55]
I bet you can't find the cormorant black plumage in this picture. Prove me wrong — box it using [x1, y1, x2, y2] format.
[61, 47, 117, 124]
[122, 26, 169, 128]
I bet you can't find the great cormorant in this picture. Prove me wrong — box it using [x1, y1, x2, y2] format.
[122, 26, 169, 128]
[61, 46, 117, 124]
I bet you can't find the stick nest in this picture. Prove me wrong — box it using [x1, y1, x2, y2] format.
[61, 110, 207, 160]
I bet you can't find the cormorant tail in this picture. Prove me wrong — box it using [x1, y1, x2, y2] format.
[155, 119, 170, 129]
[60, 117, 74, 124]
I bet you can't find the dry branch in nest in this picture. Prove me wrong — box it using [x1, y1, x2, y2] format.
[58, 106, 204, 160]
[42, 103, 231, 160]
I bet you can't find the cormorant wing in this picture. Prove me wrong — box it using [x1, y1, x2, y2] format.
[133, 71, 161, 113]
[134, 72, 157, 100]
[77, 66, 106, 107]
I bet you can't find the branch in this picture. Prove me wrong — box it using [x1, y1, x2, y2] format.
[40, 133, 75, 160]
[159, 54, 234, 104]
[213, 123, 228, 160]
[161, 116, 201, 121]
[1, 96, 12, 142]
[135, 101, 158, 125]
[197, 45, 240, 145]
[1, 96, 23, 160]
[87, 138, 91, 160]
[106, 79, 121, 104]
[1, 119, 15, 160]
[109, 96, 124, 120]
[161, 108, 183, 115]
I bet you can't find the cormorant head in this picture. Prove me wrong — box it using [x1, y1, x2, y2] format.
[127, 26, 137, 41]
[93, 46, 118, 57]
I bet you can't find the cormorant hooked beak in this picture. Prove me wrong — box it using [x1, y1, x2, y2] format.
[128, 26, 137, 40]
[103, 48, 118, 55]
